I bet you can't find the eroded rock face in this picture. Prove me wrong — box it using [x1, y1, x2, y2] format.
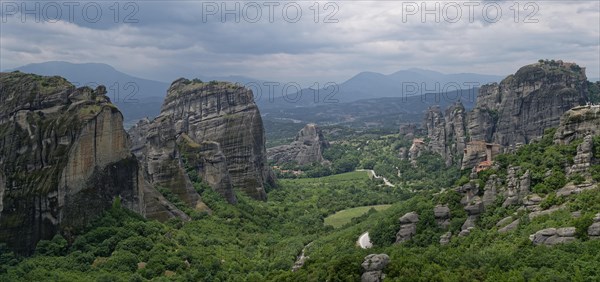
[0, 72, 147, 254]
[482, 175, 501, 208]
[361, 254, 390, 282]
[421, 102, 467, 165]
[130, 79, 275, 202]
[468, 62, 588, 148]
[414, 61, 588, 170]
[502, 167, 530, 207]
[530, 227, 577, 246]
[568, 135, 594, 178]
[554, 105, 600, 145]
[434, 205, 451, 229]
[267, 123, 329, 166]
[396, 212, 419, 243]
[128, 116, 207, 207]
[462, 197, 483, 231]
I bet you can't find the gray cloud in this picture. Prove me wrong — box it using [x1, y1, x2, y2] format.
[1, 1, 598, 85]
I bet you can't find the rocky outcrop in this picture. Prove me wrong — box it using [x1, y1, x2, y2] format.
[413, 61, 588, 170]
[434, 205, 451, 229]
[502, 167, 530, 207]
[0, 72, 154, 254]
[408, 138, 426, 165]
[267, 123, 329, 166]
[396, 212, 419, 243]
[589, 213, 600, 240]
[482, 175, 502, 208]
[530, 227, 577, 246]
[439, 231, 452, 245]
[468, 61, 588, 149]
[130, 79, 275, 202]
[567, 135, 594, 178]
[421, 102, 467, 165]
[361, 254, 390, 282]
[523, 194, 543, 211]
[554, 105, 600, 145]
[423, 106, 446, 157]
[128, 117, 209, 206]
[444, 102, 468, 160]
[462, 197, 483, 231]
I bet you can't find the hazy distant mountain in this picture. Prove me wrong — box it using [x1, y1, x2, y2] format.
[259, 68, 503, 110]
[7, 61, 169, 127]
[10, 61, 170, 100]
[6, 61, 504, 127]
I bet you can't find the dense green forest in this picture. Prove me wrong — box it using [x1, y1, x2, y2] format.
[2, 129, 600, 281]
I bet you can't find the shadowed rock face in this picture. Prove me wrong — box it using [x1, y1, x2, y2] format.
[130, 78, 275, 202]
[267, 123, 329, 166]
[0, 72, 146, 254]
[468, 62, 588, 148]
[421, 102, 467, 166]
[420, 61, 588, 170]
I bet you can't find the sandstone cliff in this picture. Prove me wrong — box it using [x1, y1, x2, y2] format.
[130, 79, 275, 203]
[0, 73, 132, 253]
[267, 123, 329, 166]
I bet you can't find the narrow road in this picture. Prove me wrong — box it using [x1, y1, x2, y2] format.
[358, 232, 373, 249]
[357, 169, 395, 187]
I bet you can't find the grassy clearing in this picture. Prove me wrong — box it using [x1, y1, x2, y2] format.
[324, 204, 391, 228]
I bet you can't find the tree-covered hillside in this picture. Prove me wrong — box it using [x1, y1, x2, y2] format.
[1, 129, 599, 281]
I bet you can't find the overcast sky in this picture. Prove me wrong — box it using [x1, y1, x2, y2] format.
[1, 1, 599, 85]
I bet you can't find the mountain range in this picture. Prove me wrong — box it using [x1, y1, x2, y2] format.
[5, 61, 504, 126]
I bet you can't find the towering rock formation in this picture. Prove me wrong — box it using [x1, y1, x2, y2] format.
[267, 123, 329, 166]
[422, 106, 446, 157]
[0, 72, 160, 254]
[420, 61, 588, 170]
[468, 61, 588, 148]
[130, 79, 275, 202]
[420, 102, 467, 165]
